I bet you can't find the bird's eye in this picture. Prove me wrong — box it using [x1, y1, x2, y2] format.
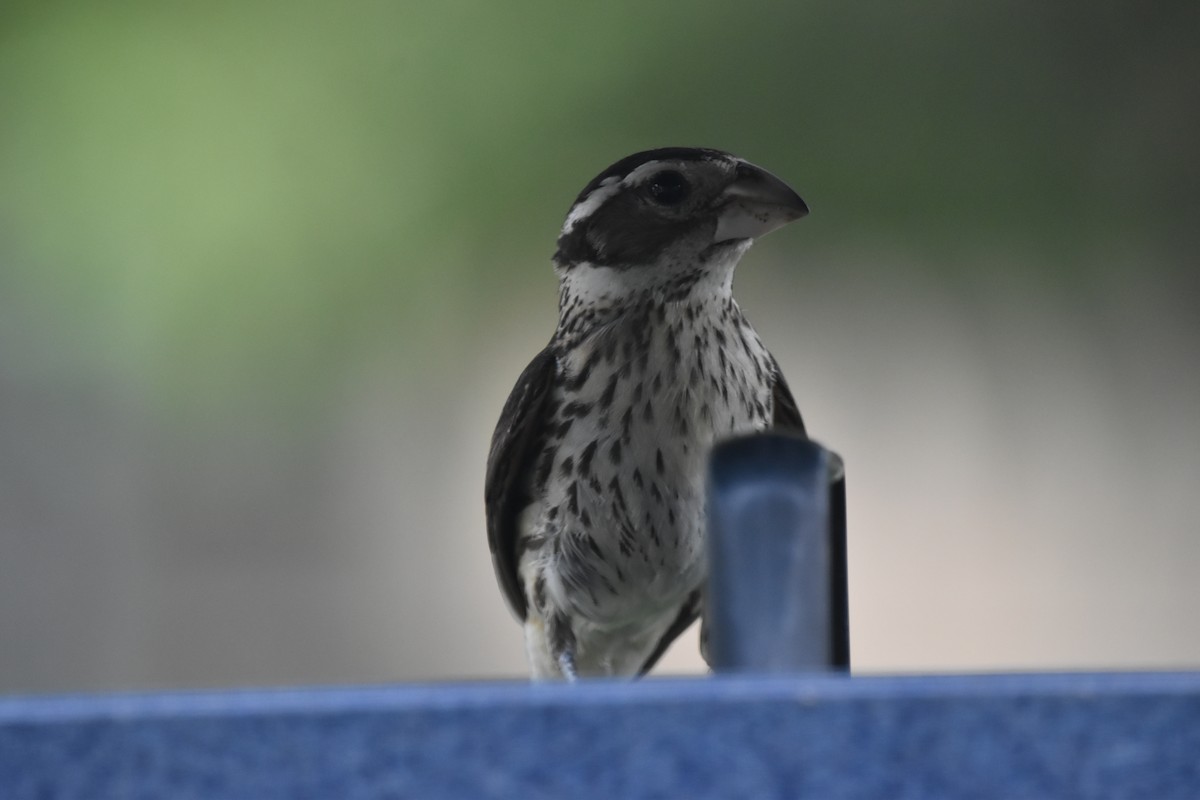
[647, 170, 690, 206]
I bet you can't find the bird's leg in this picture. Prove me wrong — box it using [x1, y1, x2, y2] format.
[550, 615, 579, 682]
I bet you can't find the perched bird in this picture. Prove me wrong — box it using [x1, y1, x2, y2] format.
[486, 147, 809, 679]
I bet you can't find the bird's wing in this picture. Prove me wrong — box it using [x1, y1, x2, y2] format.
[485, 346, 557, 621]
[769, 356, 807, 436]
[638, 589, 702, 676]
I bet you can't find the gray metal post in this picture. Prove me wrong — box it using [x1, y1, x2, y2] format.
[706, 434, 849, 673]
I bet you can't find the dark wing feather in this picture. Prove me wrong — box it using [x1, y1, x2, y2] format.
[769, 355, 807, 435]
[638, 589, 702, 676]
[485, 346, 557, 621]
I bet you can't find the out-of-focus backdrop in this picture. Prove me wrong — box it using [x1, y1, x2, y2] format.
[1, 1, 1197, 693]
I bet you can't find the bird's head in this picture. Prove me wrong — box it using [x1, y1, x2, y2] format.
[552, 148, 807, 280]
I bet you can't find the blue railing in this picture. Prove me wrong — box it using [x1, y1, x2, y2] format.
[2, 673, 1198, 798]
[707, 434, 848, 672]
[2, 434, 1197, 799]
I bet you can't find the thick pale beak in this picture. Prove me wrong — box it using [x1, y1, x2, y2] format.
[713, 161, 809, 243]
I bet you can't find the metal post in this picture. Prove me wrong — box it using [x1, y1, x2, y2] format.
[706, 434, 849, 673]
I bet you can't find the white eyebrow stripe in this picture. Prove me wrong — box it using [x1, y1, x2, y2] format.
[560, 158, 692, 235]
[561, 176, 622, 234]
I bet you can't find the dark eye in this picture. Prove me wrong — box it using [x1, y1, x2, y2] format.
[647, 170, 690, 206]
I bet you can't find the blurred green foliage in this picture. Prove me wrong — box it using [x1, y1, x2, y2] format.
[1, 1, 1195, 412]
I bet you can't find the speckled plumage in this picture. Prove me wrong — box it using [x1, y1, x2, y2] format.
[486, 148, 809, 679]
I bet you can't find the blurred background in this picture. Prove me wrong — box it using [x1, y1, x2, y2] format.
[1, 1, 1197, 693]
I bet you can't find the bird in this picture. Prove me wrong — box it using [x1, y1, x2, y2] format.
[485, 147, 809, 680]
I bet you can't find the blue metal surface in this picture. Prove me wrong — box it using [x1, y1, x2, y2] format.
[2, 672, 1198, 799]
[707, 435, 848, 672]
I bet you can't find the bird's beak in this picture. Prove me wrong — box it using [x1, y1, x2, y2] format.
[713, 161, 809, 243]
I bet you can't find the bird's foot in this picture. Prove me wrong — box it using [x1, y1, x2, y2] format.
[558, 649, 579, 682]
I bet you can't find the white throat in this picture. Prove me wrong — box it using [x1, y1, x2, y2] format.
[555, 240, 752, 311]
